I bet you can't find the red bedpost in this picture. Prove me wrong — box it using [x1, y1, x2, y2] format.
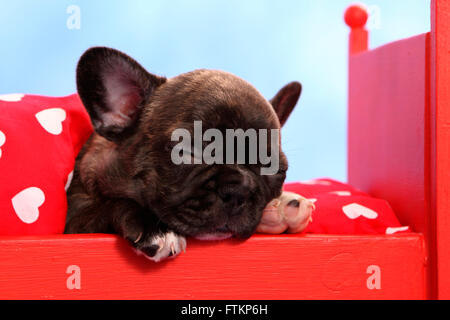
[346, 0, 450, 299]
[346, 4, 434, 298]
[430, 0, 450, 300]
[344, 4, 369, 54]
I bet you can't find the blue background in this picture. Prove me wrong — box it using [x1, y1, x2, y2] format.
[0, 0, 430, 182]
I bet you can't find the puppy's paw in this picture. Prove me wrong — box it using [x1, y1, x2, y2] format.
[283, 193, 315, 234]
[134, 231, 187, 262]
[257, 192, 315, 234]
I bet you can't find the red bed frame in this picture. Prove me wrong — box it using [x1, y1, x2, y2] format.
[0, 1, 448, 300]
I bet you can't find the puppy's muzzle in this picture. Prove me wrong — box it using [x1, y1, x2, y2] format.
[217, 170, 254, 212]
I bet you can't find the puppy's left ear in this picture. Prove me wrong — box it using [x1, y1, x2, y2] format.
[76, 47, 166, 141]
[270, 82, 302, 127]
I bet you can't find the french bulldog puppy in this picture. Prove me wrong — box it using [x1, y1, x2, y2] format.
[65, 47, 302, 262]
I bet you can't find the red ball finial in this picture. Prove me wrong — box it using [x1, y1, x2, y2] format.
[344, 4, 369, 29]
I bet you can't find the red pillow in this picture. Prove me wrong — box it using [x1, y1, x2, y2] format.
[284, 179, 411, 235]
[0, 94, 93, 235]
[0, 94, 409, 237]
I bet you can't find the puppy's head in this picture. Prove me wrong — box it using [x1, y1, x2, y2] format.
[76, 47, 301, 239]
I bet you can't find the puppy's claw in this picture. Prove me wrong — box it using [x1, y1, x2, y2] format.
[157, 238, 165, 252]
[134, 232, 143, 244]
[268, 199, 281, 208]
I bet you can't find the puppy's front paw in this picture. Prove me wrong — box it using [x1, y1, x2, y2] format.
[257, 192, 315, 234]
[134, 231, 187, 262]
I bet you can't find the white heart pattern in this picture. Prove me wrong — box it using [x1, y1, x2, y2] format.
[342, 203, 378, 220]
[0, 93, 25, 102]
[301, 179, 332, 186]
[386, 226, 409, 235]
[0, 130, 5, 159]
[65, 170, 74, 191]
[35, 108, 66, 135]
[329, 191, 352, 196]
[11, 187, 45, 224]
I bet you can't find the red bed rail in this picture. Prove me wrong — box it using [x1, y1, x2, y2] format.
[0, 234, 426, 300]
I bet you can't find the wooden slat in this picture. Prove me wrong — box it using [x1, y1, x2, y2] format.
[430, 0, 450, 300]
[0, 234, 426, 300]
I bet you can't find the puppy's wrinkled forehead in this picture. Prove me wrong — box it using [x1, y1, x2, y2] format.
[147, 69, 280, 130]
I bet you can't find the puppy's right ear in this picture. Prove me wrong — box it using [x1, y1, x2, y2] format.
[76, 47, 166, 141]
[270, 82, 302, 127]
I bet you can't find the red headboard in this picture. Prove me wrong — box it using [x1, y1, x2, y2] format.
[346, 1, 450, 299]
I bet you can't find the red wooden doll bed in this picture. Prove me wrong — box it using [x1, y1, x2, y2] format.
[0, 1, 448, 300]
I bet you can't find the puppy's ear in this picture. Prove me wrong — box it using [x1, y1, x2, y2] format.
[270, 82, 302, 127]
[76, 47, 166, 141]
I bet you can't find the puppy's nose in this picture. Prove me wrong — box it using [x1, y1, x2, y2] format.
[218, 182, 250, 205]
[217, 169, 253, 206]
